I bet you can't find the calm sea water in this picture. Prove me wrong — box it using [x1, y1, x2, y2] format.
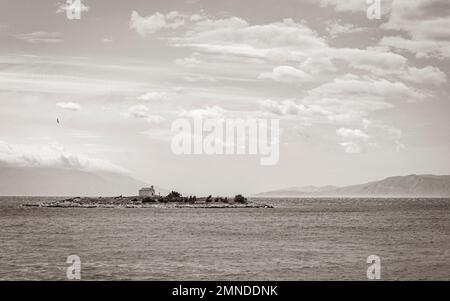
[0, 197, 449, 280]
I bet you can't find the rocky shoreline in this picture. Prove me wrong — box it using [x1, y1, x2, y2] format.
[22, 194, 273, 209]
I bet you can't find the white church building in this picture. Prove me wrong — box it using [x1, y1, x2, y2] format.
[139, 186, 155, 197]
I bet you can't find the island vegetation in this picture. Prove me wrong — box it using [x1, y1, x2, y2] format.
[23, 191, 273, 209]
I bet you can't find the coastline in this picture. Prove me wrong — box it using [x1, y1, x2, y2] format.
[22, 196, 274, 209]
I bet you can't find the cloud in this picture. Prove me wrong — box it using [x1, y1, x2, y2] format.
[130, 10, 445, 90]
[330, 47, 447, 85]
[129, 11, 185, 36]
[128, 9, 445, 155]
[331, 47, 408, 74]
[123, 104, 149, 118]
[258, 99, 330, 121]
[336, 128, 370, 140]
[401, 66, 447, 85]
[379, 0, 450, 59]
[130, 12, 327, 60]
[102, 38, 113, 43]
[339, 141, 363, 153]
[258, 73, 410, 126]
[183, 74, 217, 82]
[258, 66, 313, 84]
[299, 57, 337, 74]
[337, 128, 371, 154]
[56, 0, 90, 14]
[175, 56, 201, 67]
[317, 0, 394, 13]
[179, 105, 226, 119]
[0, 23, 8, 31]
[308, 74, 428, 103]
[15, 32, 63, 44]
[138, 92, 167, 101]
[325, 20, 364, 37]
[56, 101, 81, 111]
[0, 140, 127, 174]
[122, 105, 165, 124]
[318, 0, 371, 12]
[0, 70, 145, 95]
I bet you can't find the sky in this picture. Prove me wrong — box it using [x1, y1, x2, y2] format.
[0, 0, 449, 195]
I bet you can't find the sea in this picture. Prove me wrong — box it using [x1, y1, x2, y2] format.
[0, 197, 449, 280]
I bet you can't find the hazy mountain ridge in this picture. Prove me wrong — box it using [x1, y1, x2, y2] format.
[256, 175, 450, 197]
[0, 166, 168, 197]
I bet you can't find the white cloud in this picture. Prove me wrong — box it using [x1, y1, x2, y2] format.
[129, 11, 185, 36]
[340, 141, 363, 153]
[175, 56, 201, 67]
[258, 66, 312, 83]
[138, 92, 167, 101]
[258, 99, 304, 116]
[317, 0, 393, 13]
[402, 66, 447, 85]
[131, 12, 327, 61]
[299, 57, 336, 74]
[380, 0, 450, 59]
[0, 140, 127, 174]
[308, 74, 428, 103]
[0, 71, 145, 95]
[145, 115, 166, 124]
[179, 105, 226, 119]
[183, 74, 217, 82]
[122, 104, 165, 124]
[337, 128, 371, 154]
[326, 20, 364, 37]
[337, 128, 370, 140]
[15, 32, 63, 44]
[56, 0, 90, 14]
[56, 101, 81, 111]
[331, 47, 408, 74]
[123, 104, 149, 118]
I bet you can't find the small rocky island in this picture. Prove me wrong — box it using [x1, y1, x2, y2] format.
[23, 190, 273, 209]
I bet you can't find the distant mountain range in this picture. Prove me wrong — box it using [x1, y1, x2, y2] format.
[0, 165, 168, 197]
[256, 175, 450, 197]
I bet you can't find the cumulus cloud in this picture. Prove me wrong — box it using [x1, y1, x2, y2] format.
[138, 92, 167, 101]
[308, 74, 428, 103]
[130, 11, 186, 36]
[339, 141, 363, 153]
[402, 66, 447, 85]
[258, 66, 312, 84]
[337, 128, 371, 154]
[130, 10, 446, 88]
[123, 104, 149, 118]
[326, 20, 364, 37]
[0, 140, 127, 174]
[336, 128, 370, 140]
[317, 0, 393, 13]
[331, 47, 408, 73]
[130, 11, 327, 60]
[379, 0, 450, 59]
[175, 56, 201, 67]
[258, 72, 417, 127]
[299, 57, 337, 75]
[122, 104, 165, 124]
[259, 99, 303, 116]
[56, 0, 90, 14]
[129, 8, 446, 154]
[56, 101, 81, 111]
